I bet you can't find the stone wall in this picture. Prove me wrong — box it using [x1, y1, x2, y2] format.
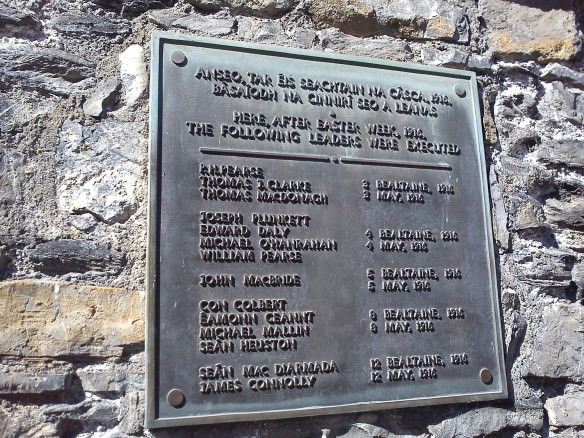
[0, 0, 583, 437]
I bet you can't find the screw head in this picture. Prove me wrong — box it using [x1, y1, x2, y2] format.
[171, 51, 187, 66]
[480, 368, 493, 384]
[167, 388, 186, 408]
[454, 84, 466, 98]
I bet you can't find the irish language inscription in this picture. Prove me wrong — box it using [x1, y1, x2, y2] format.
[147, 34, 507, 428]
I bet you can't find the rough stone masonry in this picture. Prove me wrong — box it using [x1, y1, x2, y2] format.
[0, 0, 583, 437]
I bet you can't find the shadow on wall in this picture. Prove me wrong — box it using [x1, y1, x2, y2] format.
[506, 0, 578, 12]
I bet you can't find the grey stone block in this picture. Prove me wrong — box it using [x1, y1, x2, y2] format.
[544, 198, 584, 231]
[428, 407, 543, 438]
[172, 14, 235, 36]
[119, 391, 144, 435]
[524, 303, 584, 382]
[0, 42, 95, 96]
[91, 0, 175, 17]
[0, 4, 42, 38]
[538, 140, 584, 170]
[83, 77, 121, 118]
[545, 391, 584, 427]
[185, 0, 297, 17]
[0, 373, 73, 395]
[421, 47, 469, 68]
[540, 63, 584, 89]
[28, 239, 126, 275]
[56, 119, 145, 224]
[50, 14, 131, 36]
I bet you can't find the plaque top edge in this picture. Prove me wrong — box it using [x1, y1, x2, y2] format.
[151, 31, 477, 82]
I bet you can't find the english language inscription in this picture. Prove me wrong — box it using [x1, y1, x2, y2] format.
[146, 33, 507, 428]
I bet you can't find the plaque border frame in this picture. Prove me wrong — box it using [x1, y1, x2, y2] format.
[145, 31, 508, 429]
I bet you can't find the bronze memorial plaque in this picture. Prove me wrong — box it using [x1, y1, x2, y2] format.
[146, 32, 507, 428]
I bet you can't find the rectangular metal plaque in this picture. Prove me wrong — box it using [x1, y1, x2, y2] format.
[146, 32, 507, 428]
